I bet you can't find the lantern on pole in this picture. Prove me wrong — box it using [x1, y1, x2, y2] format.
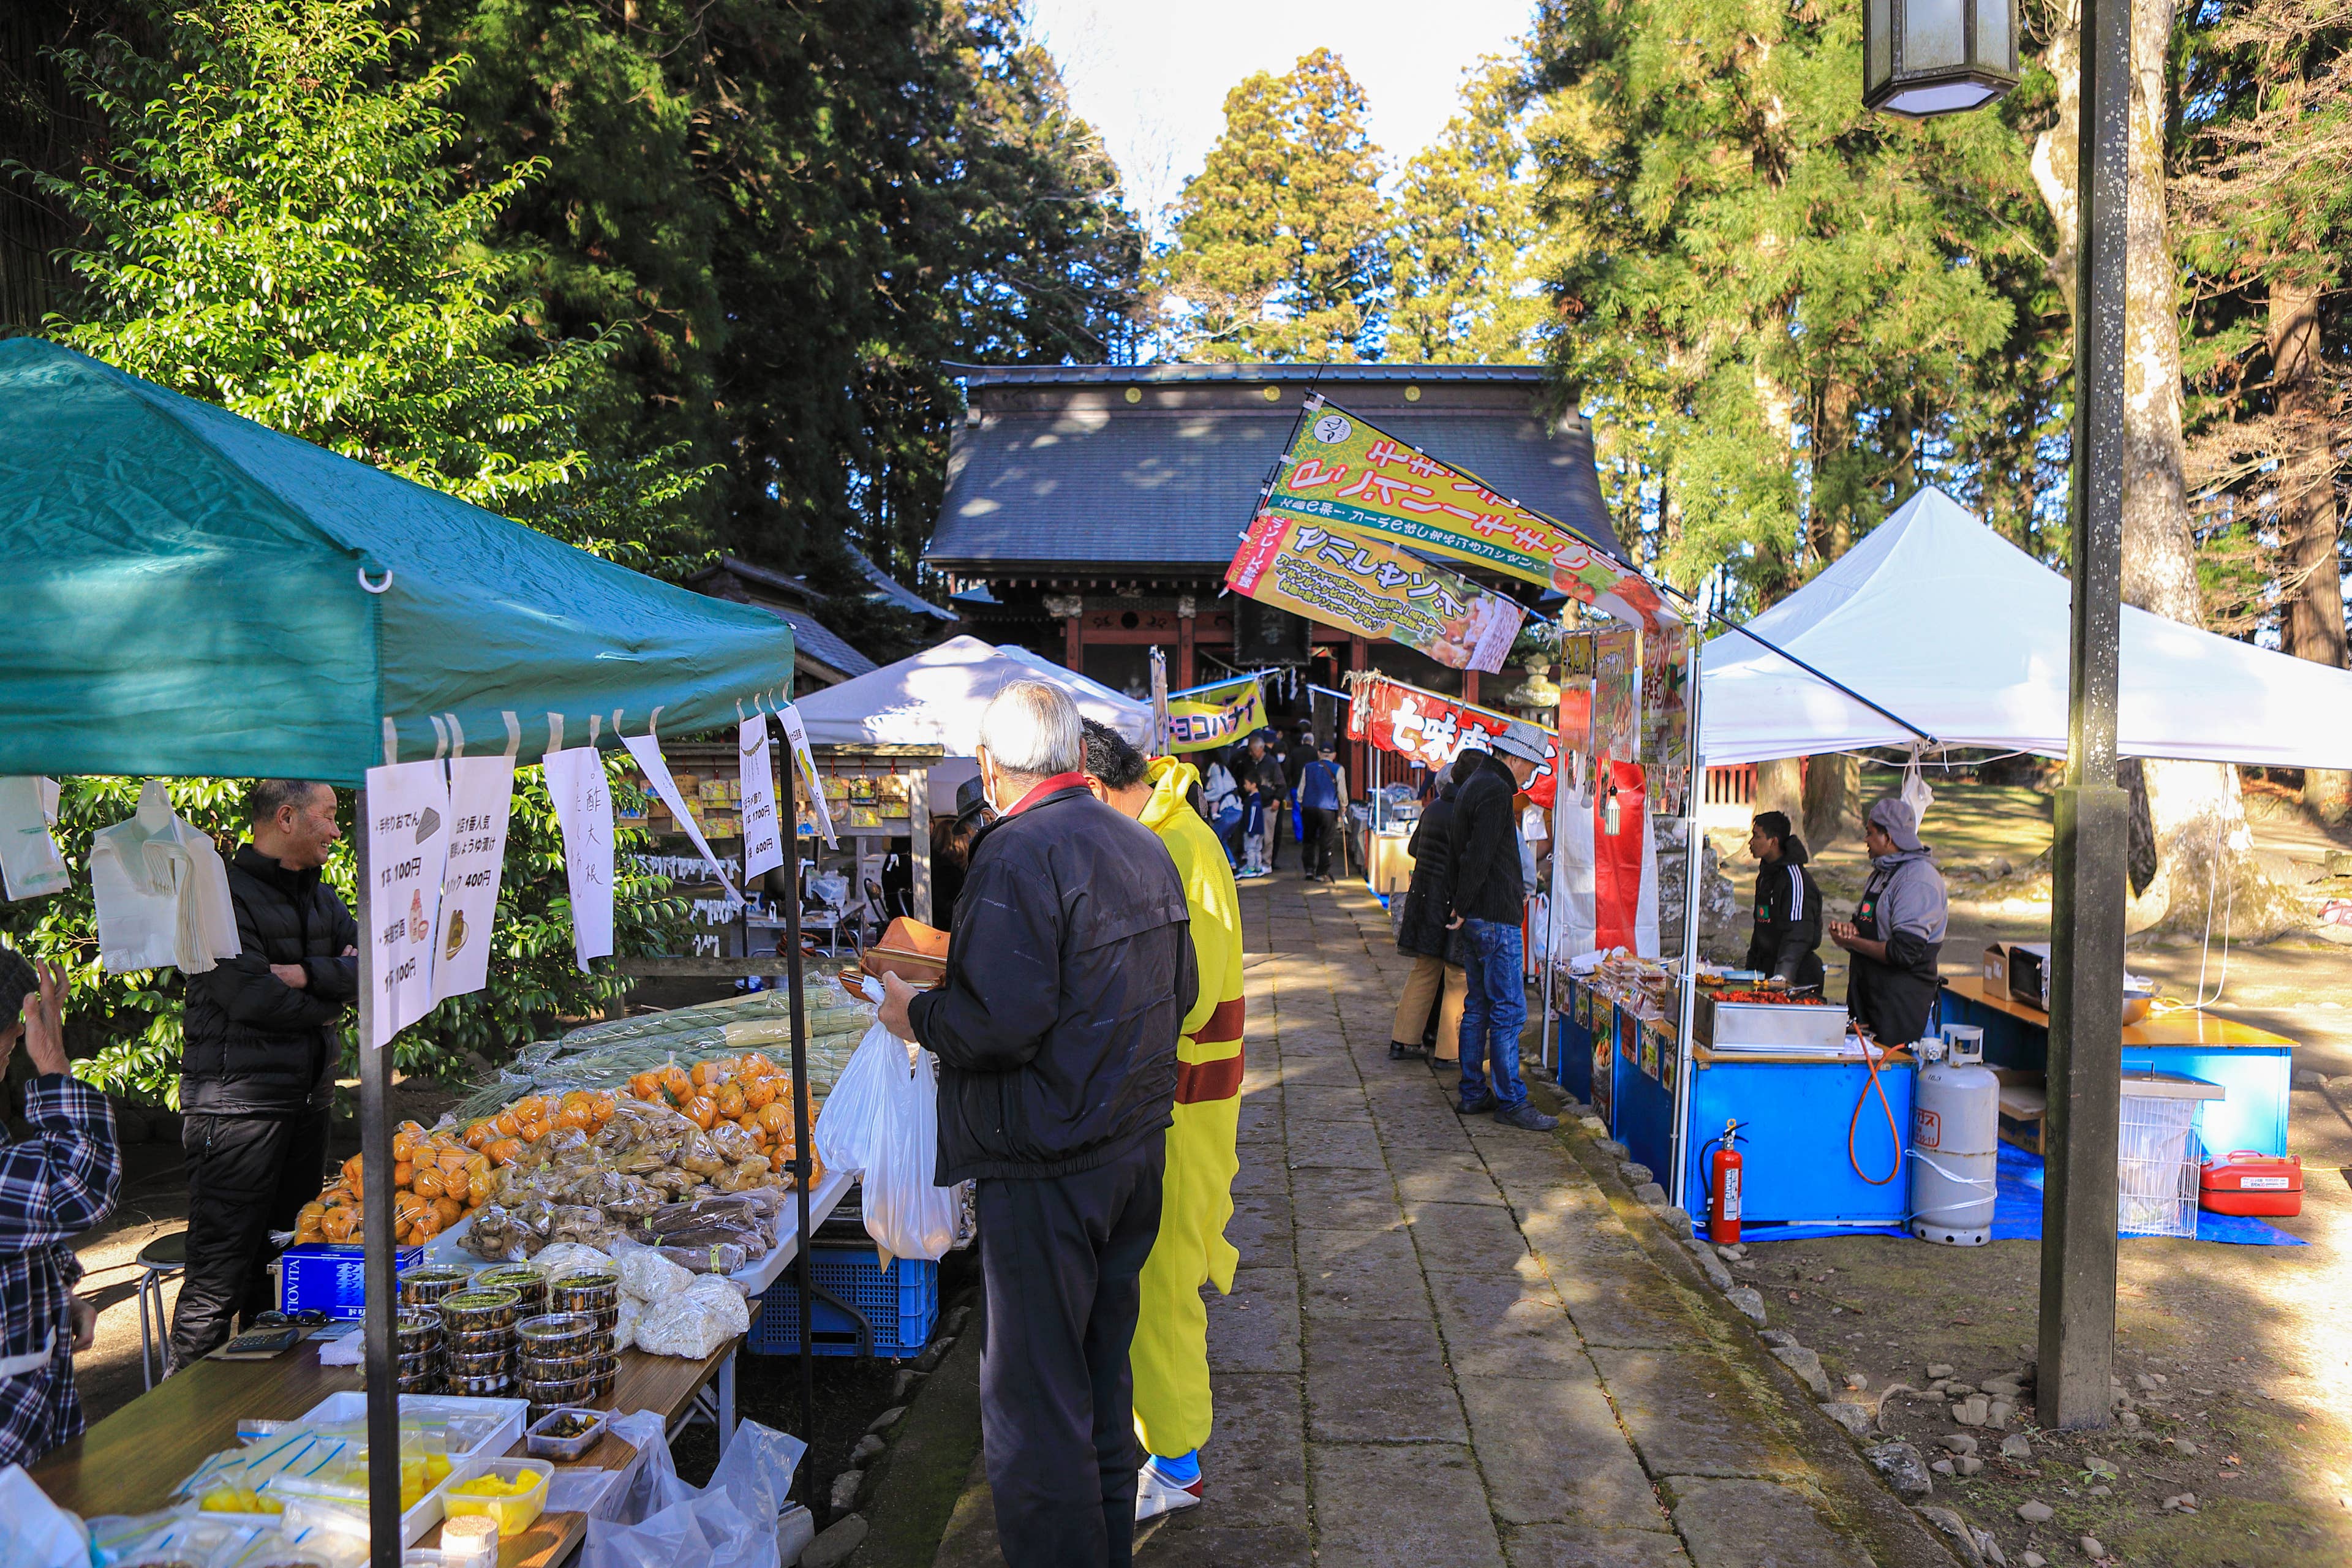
[1862, 0, 2019, 116]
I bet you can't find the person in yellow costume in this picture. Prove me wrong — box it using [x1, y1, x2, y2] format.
[1078, 722, 1244, 1524]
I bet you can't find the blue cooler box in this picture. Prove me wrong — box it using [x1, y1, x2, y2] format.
[279, 1243, 424, 1319]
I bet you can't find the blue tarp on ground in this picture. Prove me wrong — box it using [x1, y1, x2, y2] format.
[1738, 1142, 2304, 1247]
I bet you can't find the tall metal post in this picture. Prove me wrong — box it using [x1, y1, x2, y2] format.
[2039, 0, 2132, 1431]
[778, 731, 816, 1473]
[355, 787, 400, 1563]
[1668, 639, 1705, 1213]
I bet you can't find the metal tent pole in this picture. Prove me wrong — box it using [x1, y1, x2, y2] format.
[1668, 642, 1705, 1214]
[779, 734, 816, 1469]
[355, 786, 399, 1566]
[2040, 0, 2132, 1431]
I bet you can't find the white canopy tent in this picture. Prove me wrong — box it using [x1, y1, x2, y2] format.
[1700, 487, 2352, 769]
[790, 633, 1153, 753]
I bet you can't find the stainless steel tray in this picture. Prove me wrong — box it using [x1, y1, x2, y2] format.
[1694, 995, 1850, 1050]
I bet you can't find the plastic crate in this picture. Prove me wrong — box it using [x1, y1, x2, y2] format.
[279, 1243, 423, 1319]
[748, 1243, 938, 1359]
[2117, 1094, 2199, 1237]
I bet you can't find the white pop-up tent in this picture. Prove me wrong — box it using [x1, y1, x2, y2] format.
[790, 634, 1153, 753]
[1700, 487, 2352, 769]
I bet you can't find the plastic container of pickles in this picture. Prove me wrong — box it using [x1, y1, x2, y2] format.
[437, 1288, 521, 1332]
[442, 1458, 553, 1539]
[514, 1311, 598, 1352]
[522, 1406, 610, 1463]
[473, 1265, 546, 1314]
[398, 1264, 474, 1306]
[545, 1273, 619, 1314]
[447, 1370, 514, 1396]
[445, 1348, 513, 1378]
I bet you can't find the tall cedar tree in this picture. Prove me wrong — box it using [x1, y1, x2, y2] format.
[1158, 48, 1391, 361]
[1386, 56, 1546, 363]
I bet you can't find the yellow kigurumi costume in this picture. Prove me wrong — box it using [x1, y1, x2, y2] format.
[1131, 756, 1246, 1460]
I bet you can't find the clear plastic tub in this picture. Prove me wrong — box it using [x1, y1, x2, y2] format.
[441, 1457, 554, 1539]
[522, 1406, 610, 1463]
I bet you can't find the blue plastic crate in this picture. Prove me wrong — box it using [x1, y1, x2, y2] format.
[279, 1243, 423, 1320]
[748, 1244, 938, 1359]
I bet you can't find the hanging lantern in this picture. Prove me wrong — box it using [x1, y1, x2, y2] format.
[1863, 0, 2019, 117]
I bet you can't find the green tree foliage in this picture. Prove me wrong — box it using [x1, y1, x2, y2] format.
[1526, 0, 2056, 603]
[1158, 48, 1392, 360]
[0, 766, 683, 1104]
[24, 0, 709, 560]
[1387, 57, 1545, 363]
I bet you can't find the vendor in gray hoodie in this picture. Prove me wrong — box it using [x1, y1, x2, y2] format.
[1828, 797, 1948, 1047]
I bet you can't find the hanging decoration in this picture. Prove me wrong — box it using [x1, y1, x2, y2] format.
[774, 703, 837, 846]
[431, 753, 514, 1006]
[737, 715, 786, 882]
[1223, 509, 1526, 672]
[544, 747, 615, 972]
[621, 731, 740, 904]
[1261, 398, 1676, 628]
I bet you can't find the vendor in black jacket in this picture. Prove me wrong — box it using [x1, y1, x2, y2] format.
[1439, 729, 1558, 1133]
[1744, 810, 1825, 987]
[880, 680, 1195, 1568]
[170, 780, 357, 1371]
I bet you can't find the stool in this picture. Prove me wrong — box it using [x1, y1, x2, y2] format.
[134, 1229, 186, 1389]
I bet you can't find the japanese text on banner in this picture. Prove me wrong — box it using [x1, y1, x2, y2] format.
[1346, 675, 1558, 809]
[1224, 511, 1525, 672]
[1264, 402, 1675, 629]
[774, 704, 836, 845]
[739, 716, 785, 881]
[544, 747, 614, 972]
[1164, 676, 1267, 753]
[431, 754, 513, 1006]
[363, 759, 450, 1046]
[620, 731, 739, 903]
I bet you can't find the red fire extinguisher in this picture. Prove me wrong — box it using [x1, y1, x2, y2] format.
[1708, 1120, 1744, 1245]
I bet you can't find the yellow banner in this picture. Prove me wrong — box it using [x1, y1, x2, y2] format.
[1165, 676, 1265, 753]
[1224, 511, 1524, 672]
[1264, 400, 1675, 628]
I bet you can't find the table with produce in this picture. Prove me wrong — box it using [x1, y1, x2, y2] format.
[34, 979, 886, 1567]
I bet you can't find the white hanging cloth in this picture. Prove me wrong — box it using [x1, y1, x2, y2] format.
[89, 780, 238, 974]
[545, 747, 616, 973]
[0, 777, 69, 900]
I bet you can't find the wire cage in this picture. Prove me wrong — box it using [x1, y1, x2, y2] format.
[2116, 1093, 2201, 1238]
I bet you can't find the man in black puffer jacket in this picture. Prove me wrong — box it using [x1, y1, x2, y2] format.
[170, 779, 357, 1370]
[1441, 728, 1558, 1132]
[879, 680, 1194, 1568]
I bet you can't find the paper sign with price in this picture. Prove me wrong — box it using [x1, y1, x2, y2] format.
[363, 759, 451, 1046]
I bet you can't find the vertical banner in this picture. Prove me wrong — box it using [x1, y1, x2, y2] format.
[739, 716, 786, 882]
[1149, 648, 1170, 760]
[1166, 675, 1266, 752]
[775, 704, 837, 846]
[363, 760, 451, 1044]
[545, 747, 616, 972]
[431, 755, 514, 1005]
[1593, 628, 1640, 764]
[1557, 630, 1599, 803]
[620, 731, 739, 902]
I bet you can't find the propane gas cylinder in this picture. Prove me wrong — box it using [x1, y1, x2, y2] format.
[1907, 1024, 1997, 1246]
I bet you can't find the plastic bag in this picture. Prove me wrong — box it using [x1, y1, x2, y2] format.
[632, 1274, 752, 1359]
[584, 1419, 805, 1568]
[530, 1241, 615, 1280]
[1, 1464, 91, 1568]
[611, 1237, 694, 1304]
[810, 1021, 901, 1176]
[860, 1042, 956, 1268]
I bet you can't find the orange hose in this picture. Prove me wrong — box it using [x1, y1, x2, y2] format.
[1849, 1035, 1904, 1186]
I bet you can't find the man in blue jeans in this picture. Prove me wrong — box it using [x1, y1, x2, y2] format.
[1441, 728, 1559, 1132]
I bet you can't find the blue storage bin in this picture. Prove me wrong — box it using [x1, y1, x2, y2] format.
[279, 1243, 423, 1319]
[748, 1243, 938, 1359]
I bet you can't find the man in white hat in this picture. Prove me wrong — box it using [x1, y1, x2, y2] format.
[1439, 723, 1558, 1131]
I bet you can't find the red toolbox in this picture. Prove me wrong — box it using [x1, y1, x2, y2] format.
[2198, 1150, 2302, 1217]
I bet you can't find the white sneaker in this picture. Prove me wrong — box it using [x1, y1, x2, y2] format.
[1135, 1458, 1204, 1522]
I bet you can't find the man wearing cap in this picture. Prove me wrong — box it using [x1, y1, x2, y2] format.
[1441, 726, 1558, 1132]
[1829, 798, 1949, 1047]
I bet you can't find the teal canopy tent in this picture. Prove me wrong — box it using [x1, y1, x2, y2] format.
[1, 339, 803, 1558]
[0, 339, 793, 781]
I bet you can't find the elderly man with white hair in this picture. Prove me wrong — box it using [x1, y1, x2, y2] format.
[879, 679, 1196, 1568]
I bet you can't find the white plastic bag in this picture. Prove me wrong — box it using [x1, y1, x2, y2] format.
[584, 1420, 806, 1568]
[633, 1274, 752, 1359]
[811, 1020, 902, 1176]
[861, 1041, 956, 1268]
[0, 1465, 89, 1568]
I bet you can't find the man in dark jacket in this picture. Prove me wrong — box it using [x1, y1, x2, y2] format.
[1387, 749, 1483, 1063]
[170, 778, 357, 1370]
[1244, 733, 1289, 870]
[879, 680, 1196, 1568]
[1744, 810, 1825, 987]
[1442, 728, 1558, 1131]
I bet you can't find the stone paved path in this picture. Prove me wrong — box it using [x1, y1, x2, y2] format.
[935, 869, 1953, 1568]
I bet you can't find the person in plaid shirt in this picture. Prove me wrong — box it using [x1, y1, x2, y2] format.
[0, 947, 119, 1468]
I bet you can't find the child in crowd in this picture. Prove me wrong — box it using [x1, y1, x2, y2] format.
[1237, 775, 1269, 878]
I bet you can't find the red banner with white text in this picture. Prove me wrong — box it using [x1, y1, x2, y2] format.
[1346, 674, 1557, 809]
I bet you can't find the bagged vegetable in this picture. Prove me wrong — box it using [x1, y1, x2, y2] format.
[632, 1275, 752, 1359]
[612, 1238, 694, 1304]
[531, 1242, 616, 1280]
